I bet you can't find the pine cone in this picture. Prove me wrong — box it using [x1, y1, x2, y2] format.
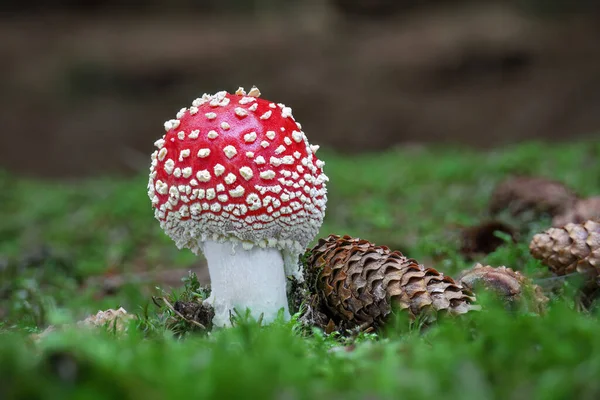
[529, 219, 600, 277]
[459, 220, 517, 259]
[552, 197, 600, 227]
[489, 176, 577, 217]
[458, 264, 548, 313]
[305, 235, 475, 329]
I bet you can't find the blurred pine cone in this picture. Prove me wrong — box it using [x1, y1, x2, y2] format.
[529, 220, 600, 277]
[458, 264, 548, 312]
[552, 197, 600, 227]
[459, 220, 517, 259]
[489, 176, 577, 217]
[305, 235, 475, 330]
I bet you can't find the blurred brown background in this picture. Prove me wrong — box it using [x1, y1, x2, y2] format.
[1, 0, 599, 178]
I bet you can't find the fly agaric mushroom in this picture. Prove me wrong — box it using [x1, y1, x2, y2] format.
[147, 87, 328, 326]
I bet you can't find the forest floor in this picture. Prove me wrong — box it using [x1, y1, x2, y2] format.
[2, 140, 600, 399]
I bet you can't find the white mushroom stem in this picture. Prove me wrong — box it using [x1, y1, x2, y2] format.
[201, 240, 291, 327]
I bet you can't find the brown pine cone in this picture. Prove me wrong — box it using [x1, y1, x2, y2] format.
[552, 197, 600, 227]
[489, 176, 578, 217]
[458, 264, 548, 313]
[529, 219, 600, 277]
[459, 220, 517, 259]
[305, 235, 475, 330]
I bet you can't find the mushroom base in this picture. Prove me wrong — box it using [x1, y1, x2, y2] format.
[202, 240, 291, 327]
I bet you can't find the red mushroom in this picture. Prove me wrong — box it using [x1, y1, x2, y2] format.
[147, 87, 328, 326]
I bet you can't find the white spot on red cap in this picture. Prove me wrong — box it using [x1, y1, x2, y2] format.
[164, 159, 175, 175]
[214, 164, 225, 177]
[270, 157, 282, 167]
[244, 132, 257, 143]
[196, 170, 211, 182]
[189, 130, 200, 139]
[206, 112, 217, 120]
[274, 145, 286, 155]
[239, 166, 253, 180]
[248, 103, 258, 112]
[230, 185, 245, 197]
[260, 170, 276, 180]
[155, 180, 168, 195]
[248, 86, 261, 97]
[235, 107, 248, 117]
[223, 145, 237, 159]
[260, 111, 272, 120]
[179, 205, 189, 217]
[246, 193, 261, 210]
[197, 148, 210, 158]
[179, 149, 191, 161]
[206, 188, 216, 200]
[239, 97, 256, 105]
[261, 141, 269, 148]
[266, 131, 276, 140]
[207, 130, 218, 139]
[224, 173, 237, 184]
[164, 119, 180, 131]
[158, 148, 168, 161]
[221, 122, 231, 130]
[255, 156, 266, 165]
[182, 167, 193, 178]
[281, 107, 292, 118]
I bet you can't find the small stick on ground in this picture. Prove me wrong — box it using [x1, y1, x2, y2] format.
[153, 296, 207, 330]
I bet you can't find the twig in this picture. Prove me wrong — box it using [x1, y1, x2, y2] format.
[533, 272, 591, 289]
[153, 296, 207, 330]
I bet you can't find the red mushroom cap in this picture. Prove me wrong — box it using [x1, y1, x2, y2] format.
[147, 87, 328, 254]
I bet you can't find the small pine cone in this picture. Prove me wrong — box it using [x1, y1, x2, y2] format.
[306, 235, 475, 329]
[552, 197, 600, 227]
[489, 176, 577, 217]
[458, 264, 548, 312]
[79, 307, 135, 331]
[530, 220, 600, 277]
[459, 220, 517, 259]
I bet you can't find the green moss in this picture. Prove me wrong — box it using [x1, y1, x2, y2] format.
[1, 140, 600, 398]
